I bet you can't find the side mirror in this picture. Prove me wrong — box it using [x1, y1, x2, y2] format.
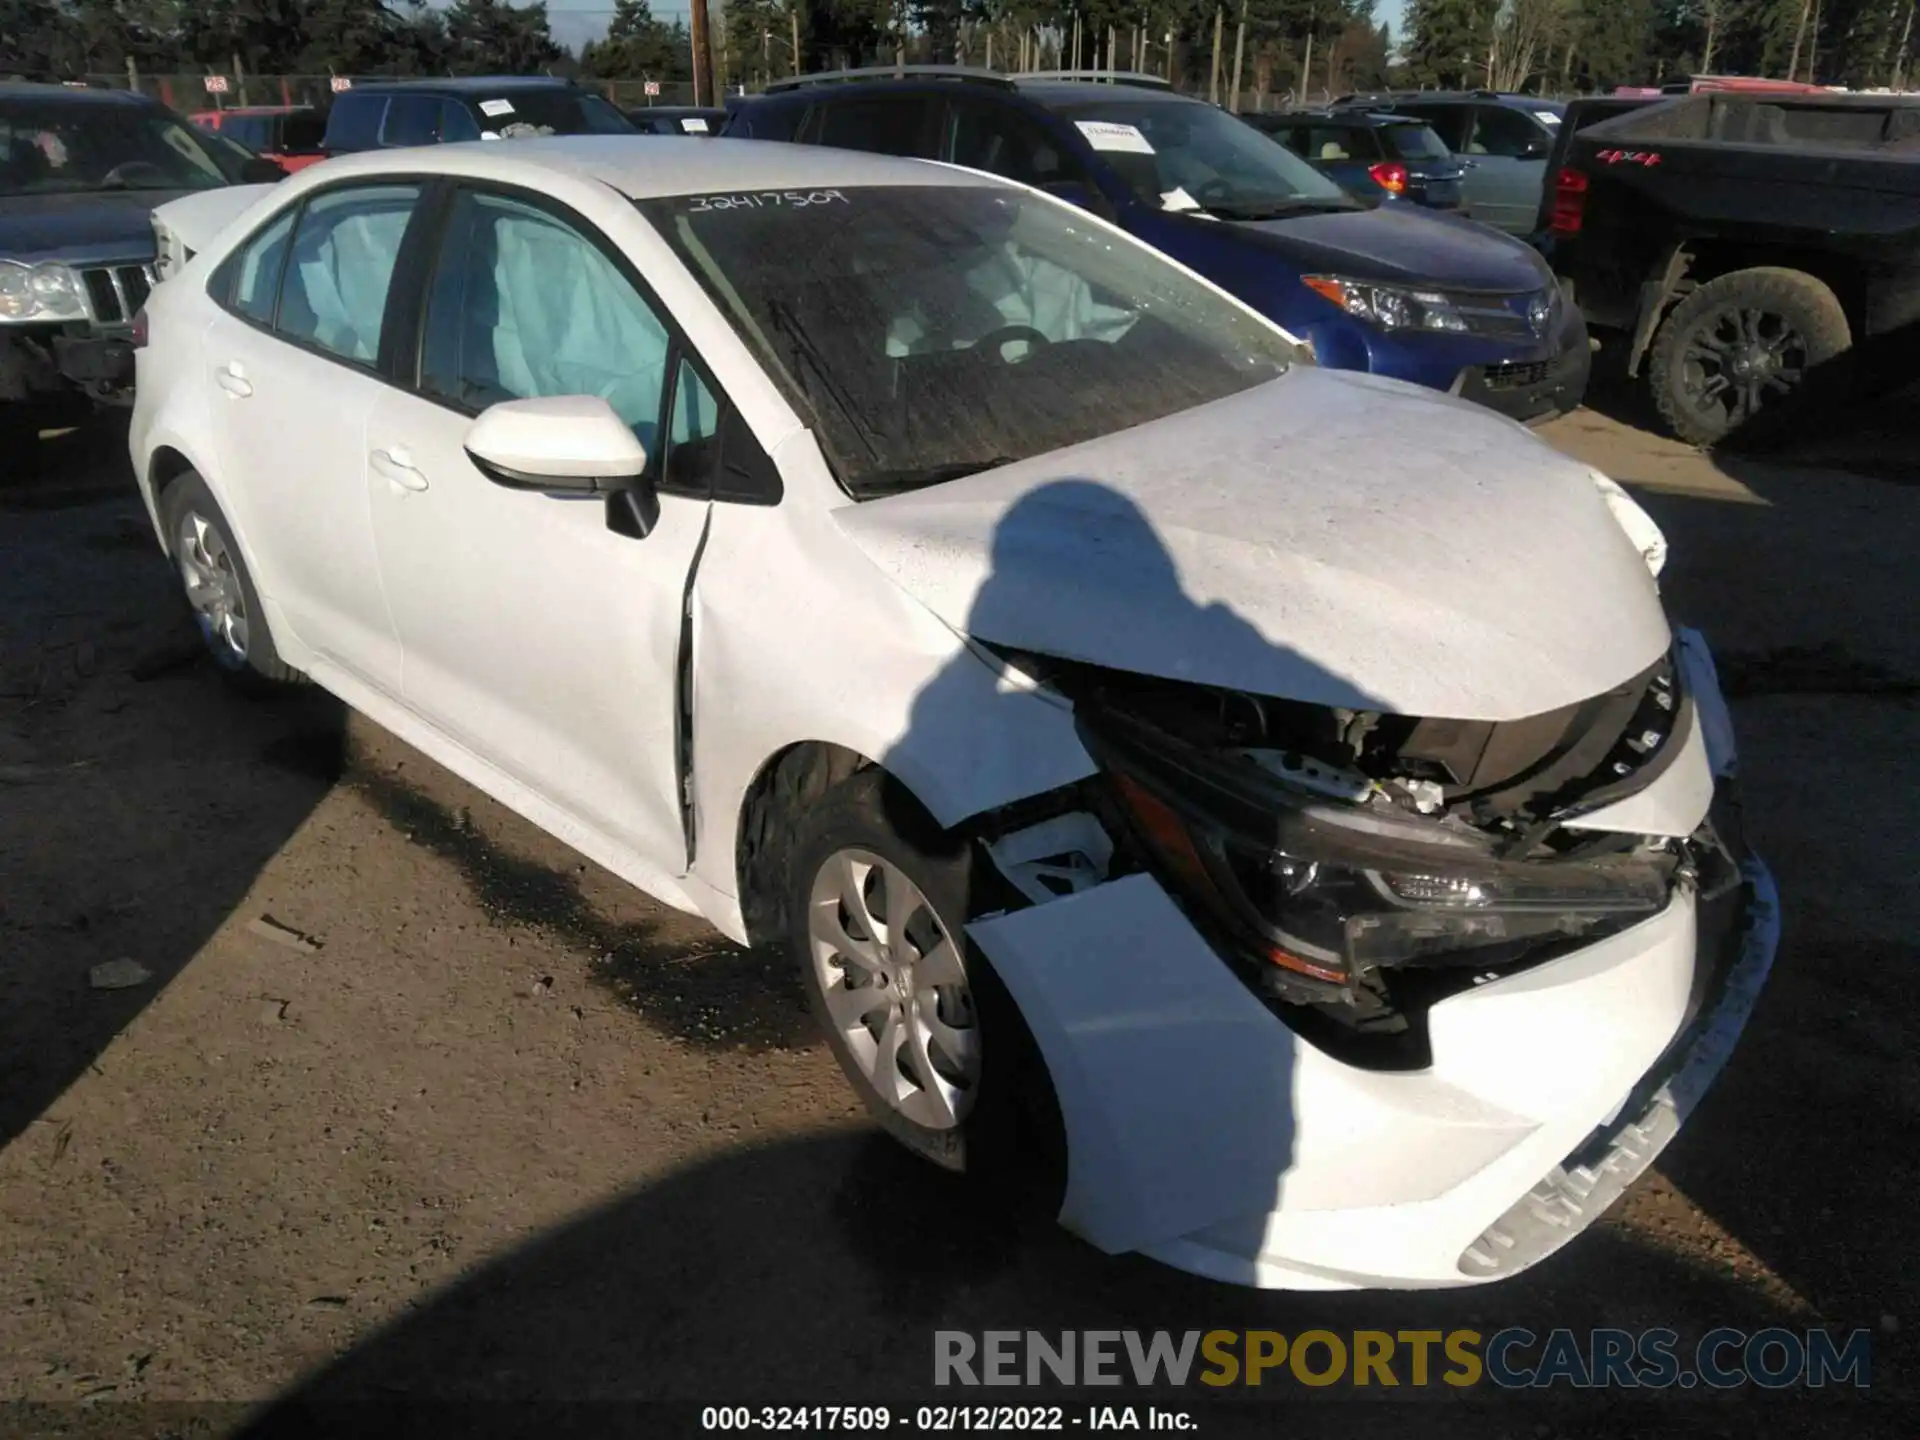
[238, 156, 286, 184]
[1522, 135, 1552, 161]
[465, 394, 659, 526]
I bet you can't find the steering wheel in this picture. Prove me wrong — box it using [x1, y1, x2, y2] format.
[101, 161, 172, 187]
[971, 324, 1051, 363]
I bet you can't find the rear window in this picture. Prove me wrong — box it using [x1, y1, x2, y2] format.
[282, 111, 326, 151]
[1378, 122, 1450, 161]
[466, 88, 634, 137]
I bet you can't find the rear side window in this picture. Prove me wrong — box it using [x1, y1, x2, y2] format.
[325, 94, 386, 152]
[806, 96, 936, 157]
[1379, 123, 1449, 160]
[276, 185, 422, 364]
[380, 95, 440, 148]
[725, 101, 801, 142]
[1302, 125, 1374, 161]
[282, 111, 326, 151]
[227, 208, 296, 324]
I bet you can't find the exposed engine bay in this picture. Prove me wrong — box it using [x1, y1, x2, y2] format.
[980, 639, 1740, 1068]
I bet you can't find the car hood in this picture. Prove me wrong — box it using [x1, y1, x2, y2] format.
[0, 188, 200, 264]
[1226, 203, 1549, 291]
[832, 367, 1670, 722]
[152, 183, 280, 257]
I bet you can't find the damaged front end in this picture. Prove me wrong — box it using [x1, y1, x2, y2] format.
[989, 639, 1736, 1067]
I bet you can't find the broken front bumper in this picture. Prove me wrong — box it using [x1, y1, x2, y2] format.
[967, 629, 1776, 1289]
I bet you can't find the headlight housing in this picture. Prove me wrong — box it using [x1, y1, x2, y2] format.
[1089, 703, 1677, 999]
[0, 259, 91, 324]
[1304, 274, 1471, 334]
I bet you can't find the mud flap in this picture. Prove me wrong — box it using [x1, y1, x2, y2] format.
[967, 874, 1298, 1256]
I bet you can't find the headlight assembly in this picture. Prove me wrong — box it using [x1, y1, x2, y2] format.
[0, 260, 91, 324]
[1303, 274, 1471, 334]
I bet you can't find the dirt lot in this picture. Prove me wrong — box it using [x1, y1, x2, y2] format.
[1, 400, 1916, 1436]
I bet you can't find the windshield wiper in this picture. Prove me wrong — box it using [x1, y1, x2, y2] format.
[1207, 196, 1359, 221]
[855, 456, 1020, 497]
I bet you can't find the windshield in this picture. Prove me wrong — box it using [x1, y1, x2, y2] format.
[1054, 97, 1353, 219]
[641, 184, 1296, 497]
[0, 101, 230, 197]
[1379, 122, 1451, 161]
[474, 89, 634, 137]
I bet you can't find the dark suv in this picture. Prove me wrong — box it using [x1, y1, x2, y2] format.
[2, 81, 279, 420]
[728, 68, 1589, 423]
[1244, 109, 1466, 210]
[1334, 92, 1564, 234]
[321, 77, 635, 154]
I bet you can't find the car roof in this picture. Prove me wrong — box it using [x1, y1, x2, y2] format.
[287, 134, 1007, 199]
[1258, 109, 1428, 126]
[0, 81, 154, 106]
[1013, 79, 1201, 110]
[343, 76, 590, 96]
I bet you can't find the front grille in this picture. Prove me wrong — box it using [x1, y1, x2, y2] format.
[1482, 359, 1552, 390]
[78, 264, 157, 325]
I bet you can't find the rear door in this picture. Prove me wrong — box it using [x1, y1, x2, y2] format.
[202, 182, 426, 693]
[1460, 103, 1554, 233]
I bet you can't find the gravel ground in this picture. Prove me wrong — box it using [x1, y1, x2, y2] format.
[0, 406, 1914, 1436]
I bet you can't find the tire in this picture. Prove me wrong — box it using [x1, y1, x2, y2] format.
[157, 470, 305, 691]
[786, 768, 1065, 1208]
[1649, 266, 1851, 447]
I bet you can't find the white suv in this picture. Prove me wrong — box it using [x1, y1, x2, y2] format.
[131, 137, 1776, 1289]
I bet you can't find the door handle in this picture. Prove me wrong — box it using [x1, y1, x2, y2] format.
[371, 447, 429, 494]
[215, 363, 252, 398]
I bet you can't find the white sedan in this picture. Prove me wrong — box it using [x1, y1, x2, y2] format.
[130, 137, 1777, 1289]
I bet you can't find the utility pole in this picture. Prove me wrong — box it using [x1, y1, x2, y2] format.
[1210, 6, 1223, 102]
[1300, 29, 1313, 106]
[1806, 0, 1823, 80]
[690, 0, 715, 107]
[791, 6, 802, 77]
[1895, 0, 1915, 88]
[1072, 12, 1082, 70]
[1229, 0, 1247, 112]
[1788, 0, 1813, 81]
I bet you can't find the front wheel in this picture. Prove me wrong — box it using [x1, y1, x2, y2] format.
[1648, 266, 1851, 446]
[787, 769, 1064, 1203]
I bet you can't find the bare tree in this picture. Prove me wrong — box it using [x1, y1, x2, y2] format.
[1488, 0, 1568, 92]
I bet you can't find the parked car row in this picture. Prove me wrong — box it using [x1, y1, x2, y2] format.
[127, 127, 1777, 1291]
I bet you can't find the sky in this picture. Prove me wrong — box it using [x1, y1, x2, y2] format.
[536, 0, 1413, 60]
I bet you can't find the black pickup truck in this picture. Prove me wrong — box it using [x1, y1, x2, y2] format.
[1543, 91, 1920, 444]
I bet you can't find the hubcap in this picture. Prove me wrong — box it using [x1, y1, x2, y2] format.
[1680, 305, 1807, 430]
[807, 848, 980, 1130]
[175, 509, 249, 668]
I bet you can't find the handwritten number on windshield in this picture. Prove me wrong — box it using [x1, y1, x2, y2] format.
[686, 190, 849, 212]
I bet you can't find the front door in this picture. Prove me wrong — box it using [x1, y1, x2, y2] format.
[1459, 104, 1553, 234]
[202, 182, 424, 694]
[363, 186, 711, 873]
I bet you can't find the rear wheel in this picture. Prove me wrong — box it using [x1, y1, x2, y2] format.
[158, 471, 304, 691]
[787, 768, 1064, 1206]
[1649, 267, 1851, 446]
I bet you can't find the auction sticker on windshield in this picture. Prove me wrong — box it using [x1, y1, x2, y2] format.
[684, 190, 848, 211]
[1075, 120, 1155, 154]
[682, 117, 710, 133]
[479, 98, 516, 117]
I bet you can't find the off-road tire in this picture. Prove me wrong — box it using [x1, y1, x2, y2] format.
[1649, 266, 1852, 447]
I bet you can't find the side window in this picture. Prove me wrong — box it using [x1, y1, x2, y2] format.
[440, 100, 482, 143]
[380, 95, 441, 148]
[1304, 126, 1361, 161]
[283, 111, 327, 152]
[1469, 105, 1546, 157]
[810, 96, 936, 158]
[1400, 104, 1469, 149]
[419, 190, 671, 451]
[227, 207, 296, 323]
[662, 358, 720, 493]
[324, 94, 386, 152]
[945, 100, 1083, 188]
[276, 185, 421, 363]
